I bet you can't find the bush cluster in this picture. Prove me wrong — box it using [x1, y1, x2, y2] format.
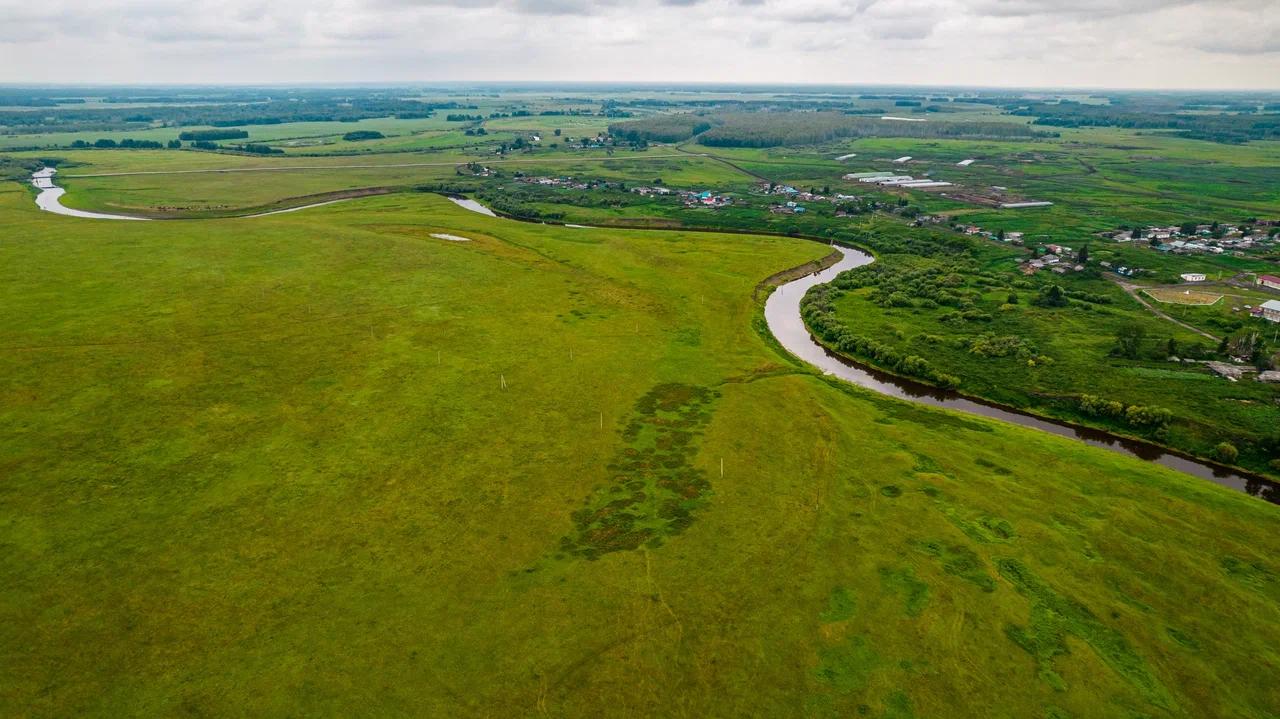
[1077, 395, 1173, 428]
[802, 285, 961, 389]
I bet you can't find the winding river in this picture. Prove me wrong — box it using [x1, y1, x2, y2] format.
[765, 245, 1278, 503]
[31, 168, 150, 221]
[31, 168, 358, 220]
[26, 172, 1280, 502]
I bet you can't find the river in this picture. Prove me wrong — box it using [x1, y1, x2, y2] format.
[31, 168, 150, 221]
[24, 175, 1278, 503]
[764, 245, 1278, 504]
[30, 167, 356, 220]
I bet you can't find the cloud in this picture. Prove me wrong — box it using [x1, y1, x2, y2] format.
[968, 0, 1197, 18]
[0, 0, 1276, 87]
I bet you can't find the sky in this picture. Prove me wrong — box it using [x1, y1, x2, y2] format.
[1, 0, 1278, 89]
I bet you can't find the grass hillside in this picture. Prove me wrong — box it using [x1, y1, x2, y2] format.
[1, 187, 1278, 717]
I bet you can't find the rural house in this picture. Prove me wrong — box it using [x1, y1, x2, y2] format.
[1260, 299, 1280, 323]
[1180, 272, 1207, 282]
[1258, 274, 1280, 291]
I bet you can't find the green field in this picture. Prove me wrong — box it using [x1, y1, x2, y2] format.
[5, 85, 1280, 717]
[16, 148, 747, 218]
[3, 176, 1280, 716]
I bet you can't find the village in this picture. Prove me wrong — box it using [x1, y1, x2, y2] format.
[1100, 221, 1280, 256]
[500, 172, 935, 216]
[475, 168, 1280, 302]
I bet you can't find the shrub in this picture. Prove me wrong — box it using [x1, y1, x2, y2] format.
[1078, 395, 1171, 428]
[1214, 442, 1239, 463]
[1125, 405, 1173, 427]
[968, 334, 1039, 360]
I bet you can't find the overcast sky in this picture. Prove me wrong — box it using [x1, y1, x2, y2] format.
[2, 0, 1277, 89]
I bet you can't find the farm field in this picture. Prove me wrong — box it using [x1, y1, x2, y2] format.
[1143, 287, 1224, 305]
[3, 181, 1280, 717]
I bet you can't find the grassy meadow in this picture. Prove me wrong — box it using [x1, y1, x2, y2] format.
[2, 178, 1279, 717]
[9, 147, 743, 218]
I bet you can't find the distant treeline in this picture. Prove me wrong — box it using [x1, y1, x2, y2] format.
[0, 94, 465, 137]
[607, 111, 1052, 147]
[1016, 103, 1280, 143]
[0, 97, 86, 107]
[696, 112, 1053, 147]
[608, 114, 713, 143]
[69, 138, 166, 149]
[179, 129, 249, 141]
[188, 141, 283, 155]
[102, 94, 273, 104]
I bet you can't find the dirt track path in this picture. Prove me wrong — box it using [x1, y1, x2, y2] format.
[1108, 275, 1220, 342]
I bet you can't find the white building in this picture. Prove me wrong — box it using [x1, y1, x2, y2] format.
[1261, 300, 1280, 323]
[1180, 273, 1207, 283]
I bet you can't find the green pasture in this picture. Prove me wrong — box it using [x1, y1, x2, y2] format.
[2, 183, 1278, 717]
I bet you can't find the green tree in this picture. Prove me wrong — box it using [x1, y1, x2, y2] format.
[1033, 284, 1068, 308]
[1251, 342, 1271, 371]
[1077, 244, 1089, 264]
[1114, 323, 1146, 359]
[1214, 442, 1239, 464]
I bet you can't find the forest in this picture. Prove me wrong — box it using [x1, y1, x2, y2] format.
[608, 111, 1053, 147]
